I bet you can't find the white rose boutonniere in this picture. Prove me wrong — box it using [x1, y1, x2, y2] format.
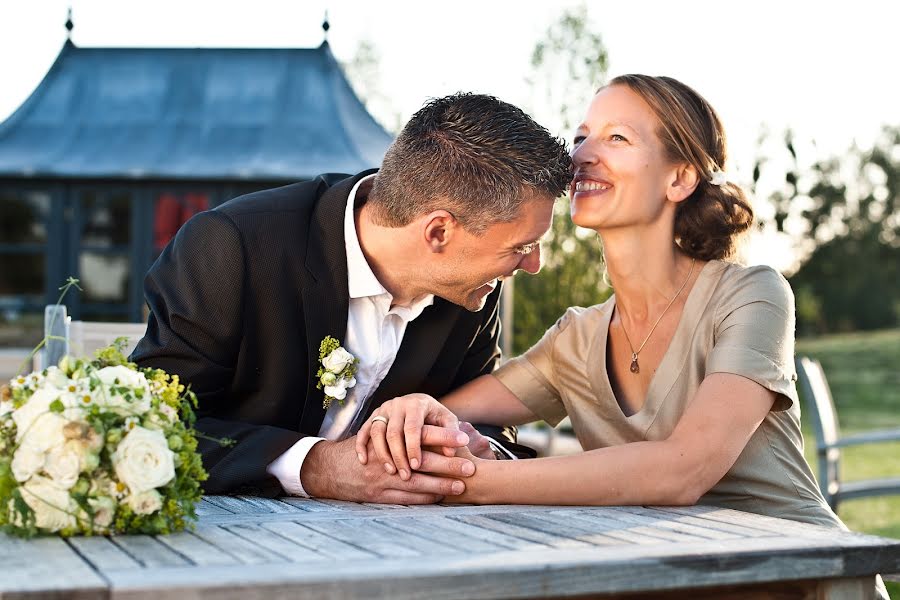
[316, 336, 358, 409]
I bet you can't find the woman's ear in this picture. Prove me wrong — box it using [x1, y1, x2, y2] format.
[667, 163, 701, 204]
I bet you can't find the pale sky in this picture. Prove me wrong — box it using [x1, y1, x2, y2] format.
[1, 0, 898, 270]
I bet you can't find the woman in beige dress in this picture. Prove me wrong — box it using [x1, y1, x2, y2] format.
[357, 74, 843, 531]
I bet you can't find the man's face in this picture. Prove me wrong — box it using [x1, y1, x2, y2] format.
[434, 198, 554, 312]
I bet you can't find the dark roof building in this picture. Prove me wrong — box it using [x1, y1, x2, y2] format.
[0, 34, 392, 333]
[0, 40, 392, 180]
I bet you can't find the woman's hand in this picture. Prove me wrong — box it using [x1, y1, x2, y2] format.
[459, 421, 498, 460]
[355, 393, 472, 481]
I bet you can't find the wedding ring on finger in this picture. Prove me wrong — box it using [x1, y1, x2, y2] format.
[370, 415, 389, 426]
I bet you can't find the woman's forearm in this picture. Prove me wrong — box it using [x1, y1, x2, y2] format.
[441, 374, 538, 426]
[463, 440, 705, 506]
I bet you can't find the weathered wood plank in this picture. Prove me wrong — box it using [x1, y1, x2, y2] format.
[488, 511, 650, 545]
[654, 505, 837, 538]
[102, 535, 862, 600]
[534, 510, 679, 545]
[274, 497, 340, 513]
[618, 505, 774, 538]
[598, 506, 743, 540]
[111, 535, 189, 567]
[194, 498, 233, 517]
[0, 535, 107, 596]
[451, 514, 592, 548]
[300, 518, 421, 558]
[235, 496, 303, 514]
[155, 531, 238, 566]
[68, 536, 141, 571]
[397, 515, 545, 551]
[223, 523, 325, 562]
[259, 521, 376, 560]
[371, 516, 504, 553]
[189, 524, 285, 565]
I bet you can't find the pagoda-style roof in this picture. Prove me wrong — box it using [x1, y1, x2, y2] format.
[0, 40, 393, 180]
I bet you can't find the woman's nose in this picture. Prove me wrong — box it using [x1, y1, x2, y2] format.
[571, 137, 598, 167]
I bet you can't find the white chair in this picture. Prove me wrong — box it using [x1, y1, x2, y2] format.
[36, 305, 147, 370]
[795, 355, 900, 510]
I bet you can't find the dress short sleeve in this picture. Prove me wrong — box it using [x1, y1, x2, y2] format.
[494, 308, 585, 426]
[706, 266, 799, 410]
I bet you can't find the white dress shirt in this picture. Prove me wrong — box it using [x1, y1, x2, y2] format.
[266, 175, 435, 496]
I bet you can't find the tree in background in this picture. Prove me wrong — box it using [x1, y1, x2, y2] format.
[512, 5, 611, 353]
[754, 126, 900, 335]
[343, 39, 403, 134]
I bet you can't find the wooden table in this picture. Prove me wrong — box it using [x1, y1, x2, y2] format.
[1, 496, 898, 599]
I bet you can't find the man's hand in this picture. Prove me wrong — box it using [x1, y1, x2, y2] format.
[356, 393, 469, 479]
[300, 437, 474, 504]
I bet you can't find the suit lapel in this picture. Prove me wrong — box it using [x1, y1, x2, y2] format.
[299, 171, 375, 434]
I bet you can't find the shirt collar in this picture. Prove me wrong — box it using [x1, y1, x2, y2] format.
[345, 175, 385, 299]
[344, 176, 435, 317]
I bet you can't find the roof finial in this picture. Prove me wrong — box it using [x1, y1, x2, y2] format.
[322, 10, 330, 41]
[65, 6, 74, 40]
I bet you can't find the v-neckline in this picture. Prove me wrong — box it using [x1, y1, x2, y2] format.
[587, 260, 725, 430]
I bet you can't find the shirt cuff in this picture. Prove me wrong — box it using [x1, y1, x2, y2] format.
[485, 436, 518, 460]
[266, 437, 326, 497]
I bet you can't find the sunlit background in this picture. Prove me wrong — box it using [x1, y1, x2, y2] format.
[2, 0, 897, 272]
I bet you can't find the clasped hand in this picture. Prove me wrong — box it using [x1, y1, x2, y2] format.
[356, 393, 493, 482]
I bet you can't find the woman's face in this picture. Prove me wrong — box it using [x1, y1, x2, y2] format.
[569, 85, 679, 231]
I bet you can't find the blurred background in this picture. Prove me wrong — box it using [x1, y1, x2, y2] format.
[0, 1, 897, 588]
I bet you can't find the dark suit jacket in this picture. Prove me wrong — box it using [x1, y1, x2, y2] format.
[132, 171, 531, 495]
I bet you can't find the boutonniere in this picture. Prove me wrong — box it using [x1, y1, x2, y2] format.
[316, 336, 358, 409]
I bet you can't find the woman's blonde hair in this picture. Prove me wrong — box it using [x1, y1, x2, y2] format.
[607, 74, 754, 260]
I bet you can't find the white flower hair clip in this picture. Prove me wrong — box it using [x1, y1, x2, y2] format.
[709, 170, 728, 186]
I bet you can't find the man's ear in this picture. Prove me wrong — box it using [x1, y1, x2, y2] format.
[422, 210, 458, 252]
[667, 163, 701, 204]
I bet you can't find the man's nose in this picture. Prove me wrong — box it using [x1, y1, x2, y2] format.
[517, 245, 542, 275]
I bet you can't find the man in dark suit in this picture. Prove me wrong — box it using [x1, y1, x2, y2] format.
[132, 93, 571, 502]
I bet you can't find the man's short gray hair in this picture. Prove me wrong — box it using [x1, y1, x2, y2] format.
[369, 93, 571, 235]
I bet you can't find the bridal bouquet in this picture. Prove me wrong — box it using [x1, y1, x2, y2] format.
[0, 341, 208, 538]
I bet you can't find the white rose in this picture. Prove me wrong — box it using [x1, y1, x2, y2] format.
[324, 378, 350, 401]
[95, 366, 152, 415]
[322, 347, 353, 373]
[21, 475, 77, 532]
[0, 399, 13, 418]
[11, 443, 44, 482]
[88, 496, 117, 528]
[127, 489, 163, 515]
[44, 443, 82, 490]
[44, 366, 70, 390]
[19, 412, 67, 453]
[112, 426, 176, 493]
[12, 387, 61, 443]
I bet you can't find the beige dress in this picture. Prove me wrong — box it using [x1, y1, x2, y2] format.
[495, 259, 843, 529]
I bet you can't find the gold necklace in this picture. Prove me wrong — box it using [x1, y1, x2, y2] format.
[619, 258, 696, 374]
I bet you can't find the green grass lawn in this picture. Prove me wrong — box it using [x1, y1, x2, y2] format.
[796, 328, 900, 596]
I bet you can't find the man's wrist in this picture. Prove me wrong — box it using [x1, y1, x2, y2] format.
[300, 439, 335, 498]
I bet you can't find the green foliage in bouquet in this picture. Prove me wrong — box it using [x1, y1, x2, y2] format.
[0, 340, 210, 538]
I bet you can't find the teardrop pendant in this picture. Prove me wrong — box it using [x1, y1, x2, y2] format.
[630, 353, 640, 374]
